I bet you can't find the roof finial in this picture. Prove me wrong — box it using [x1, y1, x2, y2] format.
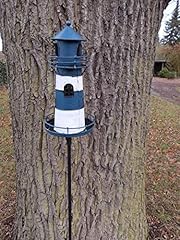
[66, 20, 71, 27]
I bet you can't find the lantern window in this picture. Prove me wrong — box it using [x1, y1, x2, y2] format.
[77, 44, 82, 56]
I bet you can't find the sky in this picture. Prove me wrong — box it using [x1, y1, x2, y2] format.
[0, 0, 177, 51]
[159, 0, 177, 39]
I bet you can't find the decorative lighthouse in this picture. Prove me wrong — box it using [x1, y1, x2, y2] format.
[45, 21, 94, 137]
[45, 21, 95, 240]
[53, 21, 85, 134]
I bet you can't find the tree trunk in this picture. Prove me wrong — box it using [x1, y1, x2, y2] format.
[0, 0, 170, 239]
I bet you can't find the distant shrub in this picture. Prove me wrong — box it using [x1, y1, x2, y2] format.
[0, 61, 7, 85]
[156, 44, 180, 77]
[158, 67, 176, 79]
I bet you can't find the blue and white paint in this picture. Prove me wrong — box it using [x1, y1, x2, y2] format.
[52, 22, 86, 135]
[54, 75, 85, 134]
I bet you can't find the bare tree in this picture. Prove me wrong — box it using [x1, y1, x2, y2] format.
[0, 0, 170, 239]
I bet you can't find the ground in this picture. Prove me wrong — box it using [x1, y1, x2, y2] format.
[0, 86, 15, 240]
[152, 78, 180, 105]
[0, 78, 179, 239]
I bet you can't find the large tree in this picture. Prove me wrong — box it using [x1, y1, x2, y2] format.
[0, 1, 170, 239]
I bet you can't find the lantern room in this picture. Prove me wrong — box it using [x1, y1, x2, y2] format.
[52, 21, 85, 77]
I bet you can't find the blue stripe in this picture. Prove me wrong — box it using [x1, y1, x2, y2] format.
[55, 90, 84, 110]
[56, 69, 82, 77]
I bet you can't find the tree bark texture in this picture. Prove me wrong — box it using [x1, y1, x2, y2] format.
[0, 0, 170, 239]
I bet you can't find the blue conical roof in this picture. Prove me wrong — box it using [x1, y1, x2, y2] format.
[52, 21, 85, 41]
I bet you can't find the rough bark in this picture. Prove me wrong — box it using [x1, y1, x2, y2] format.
[0, 0, 170, 239]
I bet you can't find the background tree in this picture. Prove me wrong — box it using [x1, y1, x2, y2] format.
[0, 0, 170, 240]
[162, 0, 180, 45]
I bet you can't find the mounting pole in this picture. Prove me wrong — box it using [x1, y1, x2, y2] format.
[66, 137, 72, 240]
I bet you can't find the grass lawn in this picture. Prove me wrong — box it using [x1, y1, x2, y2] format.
[0, 87, 179, 239]
[146, 97, 180, 239]
[0, 86, 15, 240]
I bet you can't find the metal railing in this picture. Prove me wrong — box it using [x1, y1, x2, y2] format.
[45, 113, 95, 135]
[48, 55, 87, 70]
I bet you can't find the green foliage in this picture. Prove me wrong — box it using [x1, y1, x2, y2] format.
[158, 67, 176, 79]
[162, 0, 180, 45]
[0, 61, 7, 85]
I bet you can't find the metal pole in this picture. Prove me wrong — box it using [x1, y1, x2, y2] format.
[66, 137, 72, 240]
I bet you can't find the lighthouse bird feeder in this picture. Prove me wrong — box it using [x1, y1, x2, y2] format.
[44, 21, 95, 240]
[45, 21, 94, 137]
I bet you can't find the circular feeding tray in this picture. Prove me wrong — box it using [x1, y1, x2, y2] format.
[44, 113, 95, 138]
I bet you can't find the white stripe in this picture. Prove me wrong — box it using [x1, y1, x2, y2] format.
[54, 108, 85, 134]
[56, 75, 83, 91]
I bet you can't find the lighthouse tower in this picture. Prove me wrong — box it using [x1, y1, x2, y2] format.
[52, 21, 86, 134]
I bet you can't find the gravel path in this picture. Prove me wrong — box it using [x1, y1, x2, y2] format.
[151, 77, 180, 105]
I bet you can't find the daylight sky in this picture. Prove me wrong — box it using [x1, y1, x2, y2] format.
[0, 0, 177, 51]
[159, 0, 177, 39]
